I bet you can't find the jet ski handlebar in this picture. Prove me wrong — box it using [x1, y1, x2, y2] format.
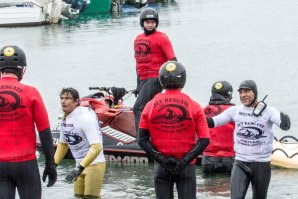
[88, 87, 136, 103]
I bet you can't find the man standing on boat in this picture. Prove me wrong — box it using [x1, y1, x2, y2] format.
[0, 45, 57, 198]
[138, 61, 210, 199]
[54, 87, 106, 199]
[133, 7, 177, 140]
[202, 81, 235, 175]
[206, 80, 291, 199]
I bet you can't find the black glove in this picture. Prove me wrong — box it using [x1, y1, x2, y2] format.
[206, 116, 214, 128]
[42, 162, 57, 187]
[161, 157, 177, 173]
[133, 89, 139, 98]
[134, 76, 141, 98]
[111, 87, 126, 105]
[280, 112, 291, 130]
[174, 158, 188, 174]
[65, 165, 84, 182]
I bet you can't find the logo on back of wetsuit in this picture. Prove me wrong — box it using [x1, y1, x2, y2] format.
[151, 104, 191, 124]
[0, 90, 27, 121]
[204, 106, 223, 117]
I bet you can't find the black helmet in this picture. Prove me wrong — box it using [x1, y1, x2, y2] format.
[238, 80, 258, 103]
[159, 61, 186, 90]
[0, 45, 26, 70]
[139, 7, 159, 28]
[212, 81, 233, 99]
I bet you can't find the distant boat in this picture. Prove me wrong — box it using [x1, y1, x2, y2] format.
[0, 0, 70, 26]
[80, 0, 112, 14]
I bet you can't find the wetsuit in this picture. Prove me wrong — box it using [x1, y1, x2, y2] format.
[133, 31, 176, 140]
[0, 77, 51, 199]
[212, 104, 283, 199]
[57, 106, 106, 198]
[139, 89, 210, 199]
[202, 93, 235, 175]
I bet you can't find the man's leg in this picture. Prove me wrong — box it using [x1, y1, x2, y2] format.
[175, 164, 196, 199]
[230, 160, 251, 199]
[0, 162, 16, 199]
[154, 163, 174, 199]
[83, 162, 106, 198]
[251, 162, 271, 199]
[14, 160, 42, 199]
[133, 78, 163, 141]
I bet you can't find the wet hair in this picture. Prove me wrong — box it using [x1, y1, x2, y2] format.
[60, 87, 80, 102]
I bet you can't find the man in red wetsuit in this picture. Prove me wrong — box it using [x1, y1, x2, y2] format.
[0, 45, 57, 199]
[202, 81, 235, 175]
[133, 7, 177, 140]
[138, 61, 210, 199]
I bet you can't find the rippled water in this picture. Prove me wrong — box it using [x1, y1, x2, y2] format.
[2, 0, 298, 198]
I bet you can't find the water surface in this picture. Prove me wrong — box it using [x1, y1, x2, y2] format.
[1, 0, 298, 198]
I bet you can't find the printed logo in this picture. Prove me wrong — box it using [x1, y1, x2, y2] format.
[0, 91, 26, 112]
[151, 104, 191, 124]
[64, 134, 82, 145]
[135, 42, 151, 57]
[214, 82, 223, 90]
[204, 106, 223, 117]
[3, 47, 15, 57]
[165, 63, 176, 72]
[237, 126, 266, 140]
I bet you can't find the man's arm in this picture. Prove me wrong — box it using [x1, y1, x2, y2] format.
[138, 128, 166, 164]
[176, 138, 210, 168]
[39, 127, 57, 187]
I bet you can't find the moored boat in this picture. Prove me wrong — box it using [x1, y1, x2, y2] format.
[0, 0, 77, 26]
[80, 0, 112, 14]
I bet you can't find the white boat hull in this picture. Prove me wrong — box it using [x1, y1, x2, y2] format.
[0, 2, 48, 26]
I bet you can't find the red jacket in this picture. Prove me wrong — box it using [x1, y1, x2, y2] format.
[0, 77, 50, 162]
[139, 90, 210, 164]
[204, 104, 235, 157]
[134, 31, 176, 80]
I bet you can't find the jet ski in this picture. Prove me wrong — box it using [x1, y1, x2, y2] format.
[36, 86, 151, 163]
[36, 86, 203, 164]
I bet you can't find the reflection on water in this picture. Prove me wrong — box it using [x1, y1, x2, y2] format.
[35, 154, 298, 199]
[197, 175, 231, 198]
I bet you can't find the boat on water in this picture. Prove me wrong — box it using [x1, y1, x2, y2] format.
[271, 136, 298, 169]
[0, 0, 79, 26]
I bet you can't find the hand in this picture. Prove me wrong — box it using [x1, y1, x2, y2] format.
[65, 165, 84, 182]
[174, 159, 188, 174]
[161, 157, 177, 173]
[42, 162, 57, 187]
[133, 89, 139, 98]
[280, 112, 291, 130]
